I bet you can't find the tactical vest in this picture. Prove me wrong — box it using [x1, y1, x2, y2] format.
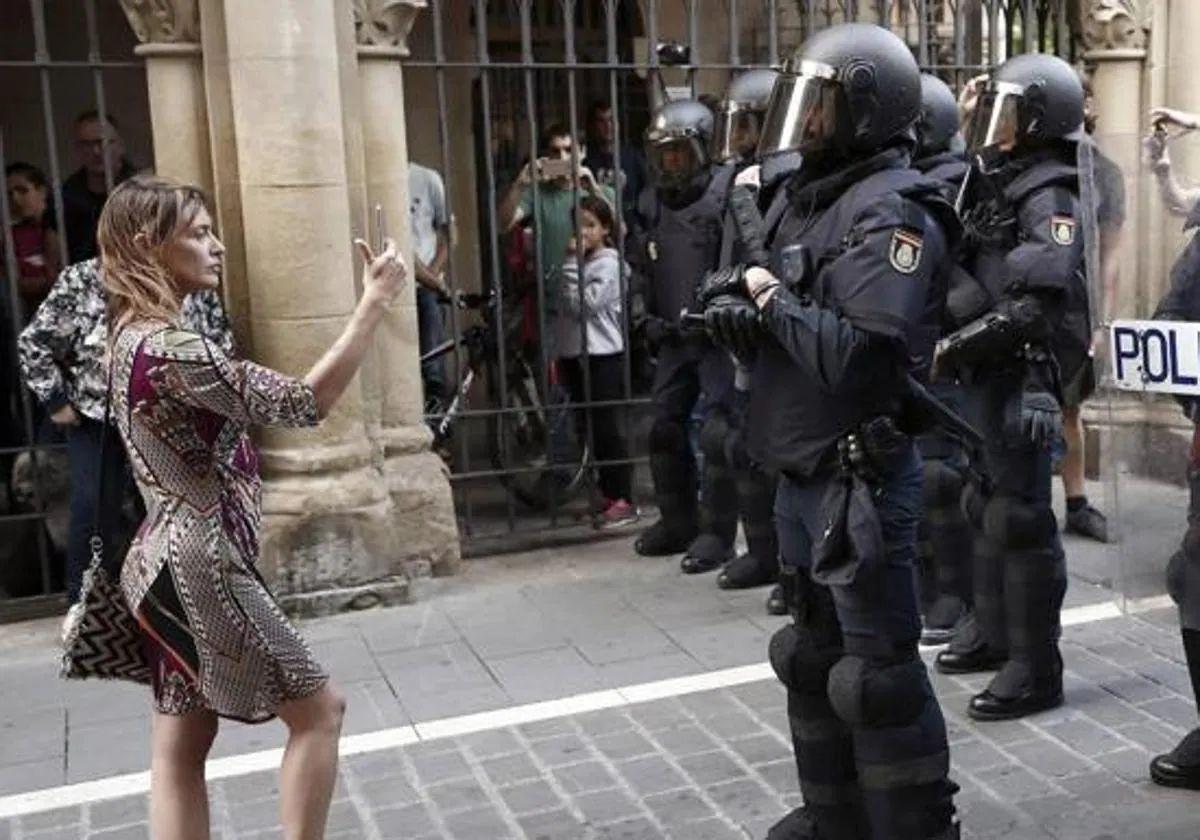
[960, 159, 1081, 311]
[638, 164, 736, 320]
[746, 164, 958, 476]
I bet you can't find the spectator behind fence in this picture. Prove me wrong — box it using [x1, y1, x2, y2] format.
[5, 162, 61, 318]
[61, 110, 135, 264]
[499, 123, 616, 316]
[18, 257, 233, 604]
[583, 100, 647, 213]
[498, 124, 616, 479]
[1146, 106, 1200, 218]
[557, 195, 638, 530]
[409, 161, 450, 404]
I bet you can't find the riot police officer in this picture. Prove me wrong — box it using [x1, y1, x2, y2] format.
[697, 68, 787, 590]
[700, 24, 960, 839]
[933, 53, 1091, 722]
[633, 100, 736, 560]
[912, 73, 975, 645]
[1147, 109, 1200, 789]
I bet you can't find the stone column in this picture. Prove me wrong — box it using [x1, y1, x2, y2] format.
[217, 0, 408, 614]
[117, 0, 212, 192]
[1075, 0, 1151, 320]
[352, 0, 460, 577]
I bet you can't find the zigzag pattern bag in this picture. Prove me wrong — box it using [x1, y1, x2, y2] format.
[60, 347, 151, 685]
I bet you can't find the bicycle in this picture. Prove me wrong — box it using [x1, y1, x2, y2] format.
[421, 288, 591, 512]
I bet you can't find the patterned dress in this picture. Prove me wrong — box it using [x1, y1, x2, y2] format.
[111, 320, 327, 722]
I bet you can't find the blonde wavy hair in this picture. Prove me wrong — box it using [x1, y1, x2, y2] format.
[98, 174, 212, 335]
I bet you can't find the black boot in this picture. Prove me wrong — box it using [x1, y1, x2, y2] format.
[635, 518, 695, 557]
[723, 465, 778, 589]
[637, 417, 698, 557]
[718, 551, 778, 589]
[680, 533, 732, 573]
[920, 458, 973, 646]
[969, 540, 1066, 722]
[1150, 628, 1200, 789]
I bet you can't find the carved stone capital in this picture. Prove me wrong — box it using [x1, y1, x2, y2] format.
[118, 0, 199, 45]
[354, 0, 426, 54]
[1072, 0, 1152, 55]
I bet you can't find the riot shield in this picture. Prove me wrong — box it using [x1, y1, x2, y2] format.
[1100, 116, 1197, 618]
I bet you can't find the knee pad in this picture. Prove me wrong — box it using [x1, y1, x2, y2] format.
[981, 496, 1055, 551]
[698, 412, 733, 467]
[826, 655, 931, 729]
[769, 623, 839, 695]
[1168, 528, 1200, 608]
[649, 416, 687, 455]
[922, 460, 964, 511]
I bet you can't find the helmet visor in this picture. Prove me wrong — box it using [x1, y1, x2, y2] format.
[646, 135, 707, 189]
[756, 64, 842, 157]
[711, 105, 765, 163]
[966, 83, 1024, 163]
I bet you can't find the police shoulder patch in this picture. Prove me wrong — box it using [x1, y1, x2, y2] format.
[1050, 214, 1076, 246]
[889, 228, 923, 275]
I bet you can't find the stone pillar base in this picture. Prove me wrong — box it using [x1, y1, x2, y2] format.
[278, 575, 411, 619]
[258, 465, 402, 598]
[382, 434, 461, 579]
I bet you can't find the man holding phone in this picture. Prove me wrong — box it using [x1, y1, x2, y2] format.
[498, 124, 617, 485]
[499, 123, 616, 301]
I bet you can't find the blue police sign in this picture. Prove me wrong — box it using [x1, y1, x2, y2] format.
[1111, 319, 1200, 395]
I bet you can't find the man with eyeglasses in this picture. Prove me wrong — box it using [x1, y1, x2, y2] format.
[60, 110, 135, 264]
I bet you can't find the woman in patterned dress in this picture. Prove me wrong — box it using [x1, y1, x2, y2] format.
[96, 175, 406, 839]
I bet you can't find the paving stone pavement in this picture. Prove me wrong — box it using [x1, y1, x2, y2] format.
[2, 521, 1200, 838]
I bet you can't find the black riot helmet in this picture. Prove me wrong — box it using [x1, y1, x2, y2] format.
[966, 52, 1084, 171]
[757, 23, 921, 160]
[712, 69, 779, 164]
[645, 98, 714, 192]
[917, 74, 962, 157]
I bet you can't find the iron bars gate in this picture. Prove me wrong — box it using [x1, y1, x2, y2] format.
[0, 0, 150, 620]
[402, 0, 1076, 555]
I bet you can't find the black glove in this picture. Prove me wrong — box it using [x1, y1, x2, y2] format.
[1020, 389, 1062, 447]
[638, 314, 677, 351]
[697, 265, 749, 310]
[703, 294, 760, 363]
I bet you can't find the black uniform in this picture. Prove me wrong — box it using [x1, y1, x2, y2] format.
[747, 146, 960, 840]
[911, 151, 975, 643]
[635, 164, 736, 553]
[937, 150, 1080, 714]
[694, 153, 804, 588]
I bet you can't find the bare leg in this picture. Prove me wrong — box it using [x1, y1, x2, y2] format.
[276, 684, 346, 840]
[150, 708, 219, 840]
[1061, 406, 1086, 499]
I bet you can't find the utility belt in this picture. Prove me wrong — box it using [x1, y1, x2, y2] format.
[781, 414, 912, 489]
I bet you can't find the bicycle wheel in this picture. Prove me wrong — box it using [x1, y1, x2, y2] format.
[487, 355, 590, 512]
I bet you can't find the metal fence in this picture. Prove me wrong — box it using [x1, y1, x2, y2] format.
[0, 0, 149, 620]
[0, 0, 1076, 615]
[405, 0, 1075, 554]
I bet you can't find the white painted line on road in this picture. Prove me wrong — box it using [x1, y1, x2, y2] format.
[0, 596, 1176, 820]
[415, 689, 625, 740]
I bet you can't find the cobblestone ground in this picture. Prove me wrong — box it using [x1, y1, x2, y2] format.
[2, 508, 1199, 840]
[3, 608, 1200, 840]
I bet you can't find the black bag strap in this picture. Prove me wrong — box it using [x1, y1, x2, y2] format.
[88, 333, 117, 572]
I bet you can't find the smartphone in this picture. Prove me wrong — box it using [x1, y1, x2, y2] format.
[537, 157, 573, 181]
[373, 203, 387, 254]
